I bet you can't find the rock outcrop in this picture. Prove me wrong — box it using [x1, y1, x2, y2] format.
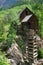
[6, 42, 24, 65]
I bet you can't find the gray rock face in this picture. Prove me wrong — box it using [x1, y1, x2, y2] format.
[39, 59, 43, 63]
[7, 42, 24, 65]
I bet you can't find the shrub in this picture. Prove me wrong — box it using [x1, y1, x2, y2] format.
[0, 54, 10, 65]
[38, 48, 43, 59]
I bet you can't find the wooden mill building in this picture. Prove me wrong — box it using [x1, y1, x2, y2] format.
[19, 7, 38, 31]
[18, 7, 38, 64]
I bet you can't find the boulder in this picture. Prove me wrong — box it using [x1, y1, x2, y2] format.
[9, 59, 17, 65]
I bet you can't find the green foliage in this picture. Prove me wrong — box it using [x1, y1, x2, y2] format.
[38, 49, 43, 58]
[7, 21, 17, 43]
[0, 54, 10, 65]
[32, 3, 43, 38]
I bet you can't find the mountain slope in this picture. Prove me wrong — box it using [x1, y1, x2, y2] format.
[0, 0, 17, 9]
[0, 0, 43, 9]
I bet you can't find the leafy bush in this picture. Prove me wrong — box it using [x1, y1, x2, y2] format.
[0, 54, 10, 65]
[38, 49, 43, 59]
